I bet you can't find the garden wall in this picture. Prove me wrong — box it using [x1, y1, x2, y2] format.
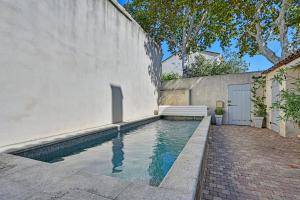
[160, 72, 260, 124]
[0, 0, 161, 148]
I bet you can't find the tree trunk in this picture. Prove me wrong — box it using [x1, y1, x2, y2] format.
[278, 0, 290, 59]
[181, 27, 188, 78]
[182, 48, 188, 78]
[255, 23, 280, 64]
[254, 3, 281, 64]
[258, 43, 281, 64]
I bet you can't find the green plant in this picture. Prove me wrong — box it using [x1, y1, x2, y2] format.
[188, 51, 248, 77]
[125, 0, 234, 77]
[221, 1, 300, 64]
[161, 72, 181, 81]
[215, 107, 224, 115]
[251, 76, 267, 117]
[272, 66, 300, 127]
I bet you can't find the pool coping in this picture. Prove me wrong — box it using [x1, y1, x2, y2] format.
[2, 115, 160, 154]
[0, 115, 211, 200]
[160, 116, 211, 199]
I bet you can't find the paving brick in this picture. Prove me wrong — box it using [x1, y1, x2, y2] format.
[200, 126, 300, 200]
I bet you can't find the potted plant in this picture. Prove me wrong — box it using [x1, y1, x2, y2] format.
[215, 107, 224, 126]
[252, 106, 267, 128]
[251, 76, 267, 128]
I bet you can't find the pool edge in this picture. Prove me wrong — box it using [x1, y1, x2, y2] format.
[3, 115, 160, 154]
[0, 115, 209, 200]
[159, 116, 211, 200]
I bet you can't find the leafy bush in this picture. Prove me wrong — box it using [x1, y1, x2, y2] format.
[251, 76, 267, 117]
[188, 51, 248, 77]
[161, 72, 181, 81]
[215, 107, 224, 115]
[272, 67, 300, 127]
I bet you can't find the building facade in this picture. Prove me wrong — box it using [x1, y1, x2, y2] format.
[263, 50, 300, 138]
[162, 51, 221, 75]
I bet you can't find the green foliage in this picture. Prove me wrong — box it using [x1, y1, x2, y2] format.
[272, 67, 300, 126]
[125, 0, 230, 46]
[125, 0, 234, 77]
[273, 68, 287, 84]
[215, 107, 224, 115]
[125, 0, 300, 64]
[251, 76, 267, 117]
[161, 72, 181, 81]
[224, 0, 300, 61]
[188, 51, 248, 77]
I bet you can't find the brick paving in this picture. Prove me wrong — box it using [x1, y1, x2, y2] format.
[201, 126, 300, 200]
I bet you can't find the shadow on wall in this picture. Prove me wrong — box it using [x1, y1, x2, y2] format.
[144, 36, 162, 104]
[111, 84, 123, 123]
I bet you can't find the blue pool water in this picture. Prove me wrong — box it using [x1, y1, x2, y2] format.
[27, 120, 200, 186]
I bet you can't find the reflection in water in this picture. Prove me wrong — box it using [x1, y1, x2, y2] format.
[32, 120, 199, 186]
[148, 123, 193, 186]
[112, 135, 124, 173]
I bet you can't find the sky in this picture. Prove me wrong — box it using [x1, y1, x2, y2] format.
[117, 0, 277, 72]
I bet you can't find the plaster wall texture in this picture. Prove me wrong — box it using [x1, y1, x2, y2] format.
[0, 0, 161, 147]
[265, 58, 300, 137]
[159, 89, 190, 105]
[160, 72, 259, 124]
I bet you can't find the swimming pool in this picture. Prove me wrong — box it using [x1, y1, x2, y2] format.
[13, 119, 200, 186]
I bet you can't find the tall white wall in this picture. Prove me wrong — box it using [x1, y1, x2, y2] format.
[0, 0, 162, 147]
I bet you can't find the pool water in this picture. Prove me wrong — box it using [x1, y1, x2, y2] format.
[33, 120, 200, 186]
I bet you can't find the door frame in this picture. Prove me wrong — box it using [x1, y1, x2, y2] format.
[227, 83, 251, 126]
[271, 79, 280, 132]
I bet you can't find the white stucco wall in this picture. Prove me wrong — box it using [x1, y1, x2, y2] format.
[162, 51, 221, 75]
[265, 57, 300, 137]
[161, 72, 259, 124]
[162, 55, 183, 75]
[0, 0, 162, 147]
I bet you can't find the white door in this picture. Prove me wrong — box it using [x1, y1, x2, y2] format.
[228, 84, 251, 125]
[271, 80, 280, 132]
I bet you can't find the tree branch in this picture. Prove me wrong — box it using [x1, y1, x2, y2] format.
[186, 12, 197, 42]
[277, 0, 290, 58]
[192, 11, 208, 38]
[247, 30, 256, 38]
[253, 0, 280, 64]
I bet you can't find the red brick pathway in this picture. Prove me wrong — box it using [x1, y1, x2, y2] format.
[201, 126, 300, 200]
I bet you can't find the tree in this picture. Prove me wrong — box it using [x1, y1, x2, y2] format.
[188, 52, 248, 77]
[228, 0, 300, 64]
[125, 0, 232, 77]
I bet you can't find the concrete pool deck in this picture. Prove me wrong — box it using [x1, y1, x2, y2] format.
[0, 116, 211, 200]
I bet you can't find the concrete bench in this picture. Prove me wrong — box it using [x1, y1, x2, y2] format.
[158, 105, 208, 117]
